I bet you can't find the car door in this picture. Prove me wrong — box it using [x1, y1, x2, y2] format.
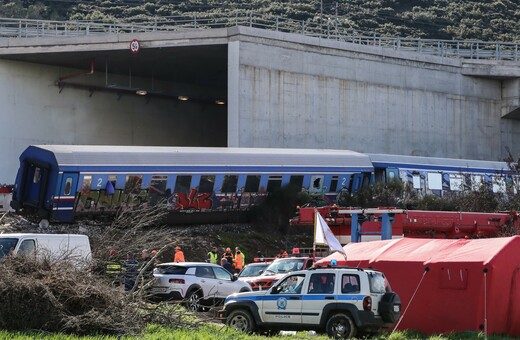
[261, 274, 305, 324]
[195, 266, 220, 299]
[212, 266, 237, 299]
[301, 273, 336, 325]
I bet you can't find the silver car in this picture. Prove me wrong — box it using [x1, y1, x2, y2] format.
[150, 262, 251, 311]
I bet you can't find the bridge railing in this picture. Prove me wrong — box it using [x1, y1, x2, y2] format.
[0, 12, 519, 61]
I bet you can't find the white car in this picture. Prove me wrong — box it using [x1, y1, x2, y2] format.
[150, 262, 251, 311]
[219, 267, 401, 338]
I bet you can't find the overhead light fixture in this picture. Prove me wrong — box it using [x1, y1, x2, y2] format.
[136, 89, 147, 96]
[215, 99, 226, 105]
[178, 95, 189, 101]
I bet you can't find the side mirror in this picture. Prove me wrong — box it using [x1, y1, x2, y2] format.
[258, 270, 264, 275]
[232, 273, 238, 281]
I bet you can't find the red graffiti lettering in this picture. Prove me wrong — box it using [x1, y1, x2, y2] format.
[175, 188, 213, 209]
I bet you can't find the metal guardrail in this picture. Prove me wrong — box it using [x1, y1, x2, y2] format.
[0, 12, 519, 61]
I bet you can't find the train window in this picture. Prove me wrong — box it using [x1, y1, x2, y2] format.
[329, 176, 338, 192]
[108, 175, 117, 189]
[124, 175, 143, 194]
[244, 175, 260, 192]
[449, 174, 463, 191]
[221, 175, 238, 193]
[412, 175, 421, 189]
[64, 177, 73, 195]
[427, 173, 442, 190]
[289, 175, 304, 191]
[309, 175, 324, 193]
[374, 169, 385, 183]
[80, 176, 92, 195]
[174, 175, 192, 194]
[149, 175, 168, 199]
[199, 175, 215, 193]
[33, 167, 41, 184]
[492, 176, 506, 193]
[267, 175, 283, 193]
[471, 175, 483, 190]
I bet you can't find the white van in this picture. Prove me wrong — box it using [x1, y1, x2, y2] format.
[0, 233, 92, 265]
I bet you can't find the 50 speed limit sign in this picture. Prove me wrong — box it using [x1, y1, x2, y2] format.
[130, 39, 140, 54]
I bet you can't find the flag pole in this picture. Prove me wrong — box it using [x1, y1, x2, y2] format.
[313, 209, 317, 262]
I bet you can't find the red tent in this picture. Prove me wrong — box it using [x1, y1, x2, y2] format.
[316, 236, 520, 336]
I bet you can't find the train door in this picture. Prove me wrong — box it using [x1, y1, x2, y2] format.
[386, 168, 399, 182]
[351, 173, 370, 193]
[21, 161, 49, 208]
[55, 173, 79, 222]
[373, 167, 398, 184]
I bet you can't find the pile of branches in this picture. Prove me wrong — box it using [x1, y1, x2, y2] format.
[0, 255, 203, 335]
[0, 203, 205, 336]
[0, 255, 143, 335]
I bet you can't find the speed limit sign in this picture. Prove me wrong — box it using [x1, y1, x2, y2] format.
[130, 39, 140, 54]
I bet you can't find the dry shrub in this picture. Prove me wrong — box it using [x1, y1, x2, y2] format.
[0, 255, 144, 335]
[0, 255, 203, 335]
[0, 203, 206, 336]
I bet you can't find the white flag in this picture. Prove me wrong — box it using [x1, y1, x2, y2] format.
[314, 211, 347, 258]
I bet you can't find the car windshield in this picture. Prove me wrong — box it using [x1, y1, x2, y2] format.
[0, 238, 18, 258]
[263, 259, 305, 275]
[155, 265, 189, 275]
[239, 263, 269, 277]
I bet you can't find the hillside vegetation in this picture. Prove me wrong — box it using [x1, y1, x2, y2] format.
[0, 0, 519, 42]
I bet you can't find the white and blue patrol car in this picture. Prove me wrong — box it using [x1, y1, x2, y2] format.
[218, 267, 401, 338]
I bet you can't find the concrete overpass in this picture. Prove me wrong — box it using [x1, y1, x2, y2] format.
[1, 16, 520, 183]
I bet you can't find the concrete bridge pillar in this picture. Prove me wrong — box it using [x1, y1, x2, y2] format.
[501, 78, 520, 119]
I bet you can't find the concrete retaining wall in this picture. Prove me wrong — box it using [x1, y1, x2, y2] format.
[230, 28, 520, 161]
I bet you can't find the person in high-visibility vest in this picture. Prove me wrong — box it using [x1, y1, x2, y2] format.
[207, 246, 219, 264]
[105, 249, 123, 287]
[234, 247, 245, 273]
[174, 246, 185, 262]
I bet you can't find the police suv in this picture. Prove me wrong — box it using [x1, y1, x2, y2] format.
[219, 267, 401, 338]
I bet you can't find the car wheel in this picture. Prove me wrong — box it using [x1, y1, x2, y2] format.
[185, 289, 203, 312]
[227, 309, 256, 333]
[326, 313, 356, 339]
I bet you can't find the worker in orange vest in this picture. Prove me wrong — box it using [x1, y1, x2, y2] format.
[174, 246, 185, 263]
[234, 247, 245, 273]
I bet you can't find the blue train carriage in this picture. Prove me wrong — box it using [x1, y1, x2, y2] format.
[367, 153, 514, 196]
[10, 145, 374, 223]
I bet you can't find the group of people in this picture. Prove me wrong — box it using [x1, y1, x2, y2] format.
[106, 246, 184, 291]
[105, 244, 248, 291]
[207, 246, 245, 274]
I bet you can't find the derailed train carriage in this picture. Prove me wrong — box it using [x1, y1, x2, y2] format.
[9, 145, 515, 224]
[368, 153, 514, 196]
[9, 145, 374, 223]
